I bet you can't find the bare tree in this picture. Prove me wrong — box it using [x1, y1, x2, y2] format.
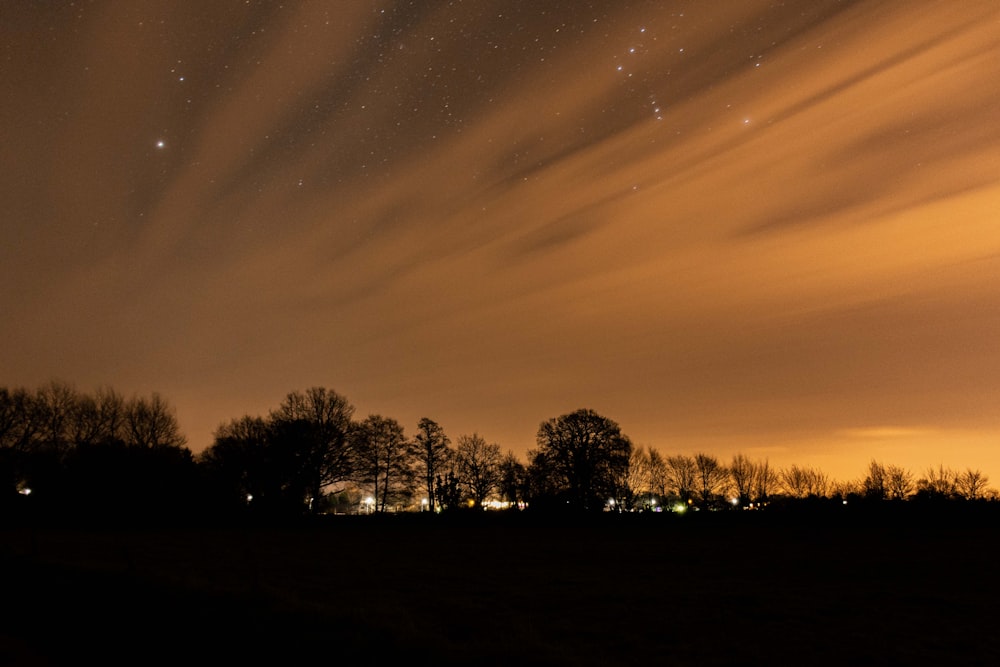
[71, 387, 125, 447]
[0, 387, 40, 497]
[885, 464, 914, 500]
[809, 468, 830, 497]
[35, 381, 78, 454]
[830, 478, 860, 500]
[780, 465, 828, 498]
[693, 453, 728, 508]
[410, 417, 451, 512]
[916, 464, 958, 499]
[665, 454, 697, 505]
[862, 459, 887, 500]
[752, 459, 779, 503]
[729, 453, 755, 506]
[647, 448, 668, 500]
[456, 433, 503, 508]
[780, 466, 808, 498]
[270, 387, 355, 512]
[956, 468, 989, 500]
[0, 387, 39, 454]
[125, 393, 186, 449]
[498, 451, 527, 508]
[353, 414, 411, 512]
[625, 446, 651, 509]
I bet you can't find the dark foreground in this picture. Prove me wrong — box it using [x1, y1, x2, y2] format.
[1, 509, 998, 666]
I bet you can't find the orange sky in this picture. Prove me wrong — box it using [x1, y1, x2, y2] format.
[2, 1, 999, 482]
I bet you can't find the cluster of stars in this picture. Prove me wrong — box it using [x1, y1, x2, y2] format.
[141, 4, 778, 189]
[614, 27, 666, 122]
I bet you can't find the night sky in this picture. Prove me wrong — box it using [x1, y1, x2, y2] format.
[3, 1, 999, 480]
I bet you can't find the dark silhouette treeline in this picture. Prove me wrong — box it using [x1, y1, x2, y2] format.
[5, 383, 1000, 667]
[1, 382, 995, 524]
[0, 382, 198, 522]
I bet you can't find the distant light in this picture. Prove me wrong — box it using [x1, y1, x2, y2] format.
[155, 140, 166, 149]
[673, 503, 686, 513]
[245, 493, 253, 502]
[730, 497, 739, 506]
[19, 487, 31, 496]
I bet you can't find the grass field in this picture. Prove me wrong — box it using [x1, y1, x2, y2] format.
[2, 509, 998, 665]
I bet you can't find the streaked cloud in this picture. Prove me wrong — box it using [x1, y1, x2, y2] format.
[2, 1, 999, 480]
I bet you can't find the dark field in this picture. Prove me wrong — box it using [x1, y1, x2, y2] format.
[2, 510, 999, 666]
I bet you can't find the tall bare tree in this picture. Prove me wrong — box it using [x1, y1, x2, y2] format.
[498, 451, 527, 508]
[885, 464, 914, 500]
[753, 459, 779, 503]
[780, 465, 828, 498]
[456, 433, 503, 508]
[411, 417, 451, 512]
[35, 381, 78, 455]
[956, 468, 989, 500]
[625, 446, 651, 509]
[270, 387, 354, 512]
[70, 387, 125, 447]
[665, 454, 697, 504]
[0, 387, 38, 454]
[916, 464, 958, 499]
[693, 453, 728, 508]
[862, 460, 888, 500]
[729, 453, 756, 506]
[353, 414, 411, 512]
[125, 393, 186, 449]
[647, 448, 668, 500]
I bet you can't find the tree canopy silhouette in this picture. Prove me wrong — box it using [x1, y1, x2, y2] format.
[529, 409, 632, 511]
